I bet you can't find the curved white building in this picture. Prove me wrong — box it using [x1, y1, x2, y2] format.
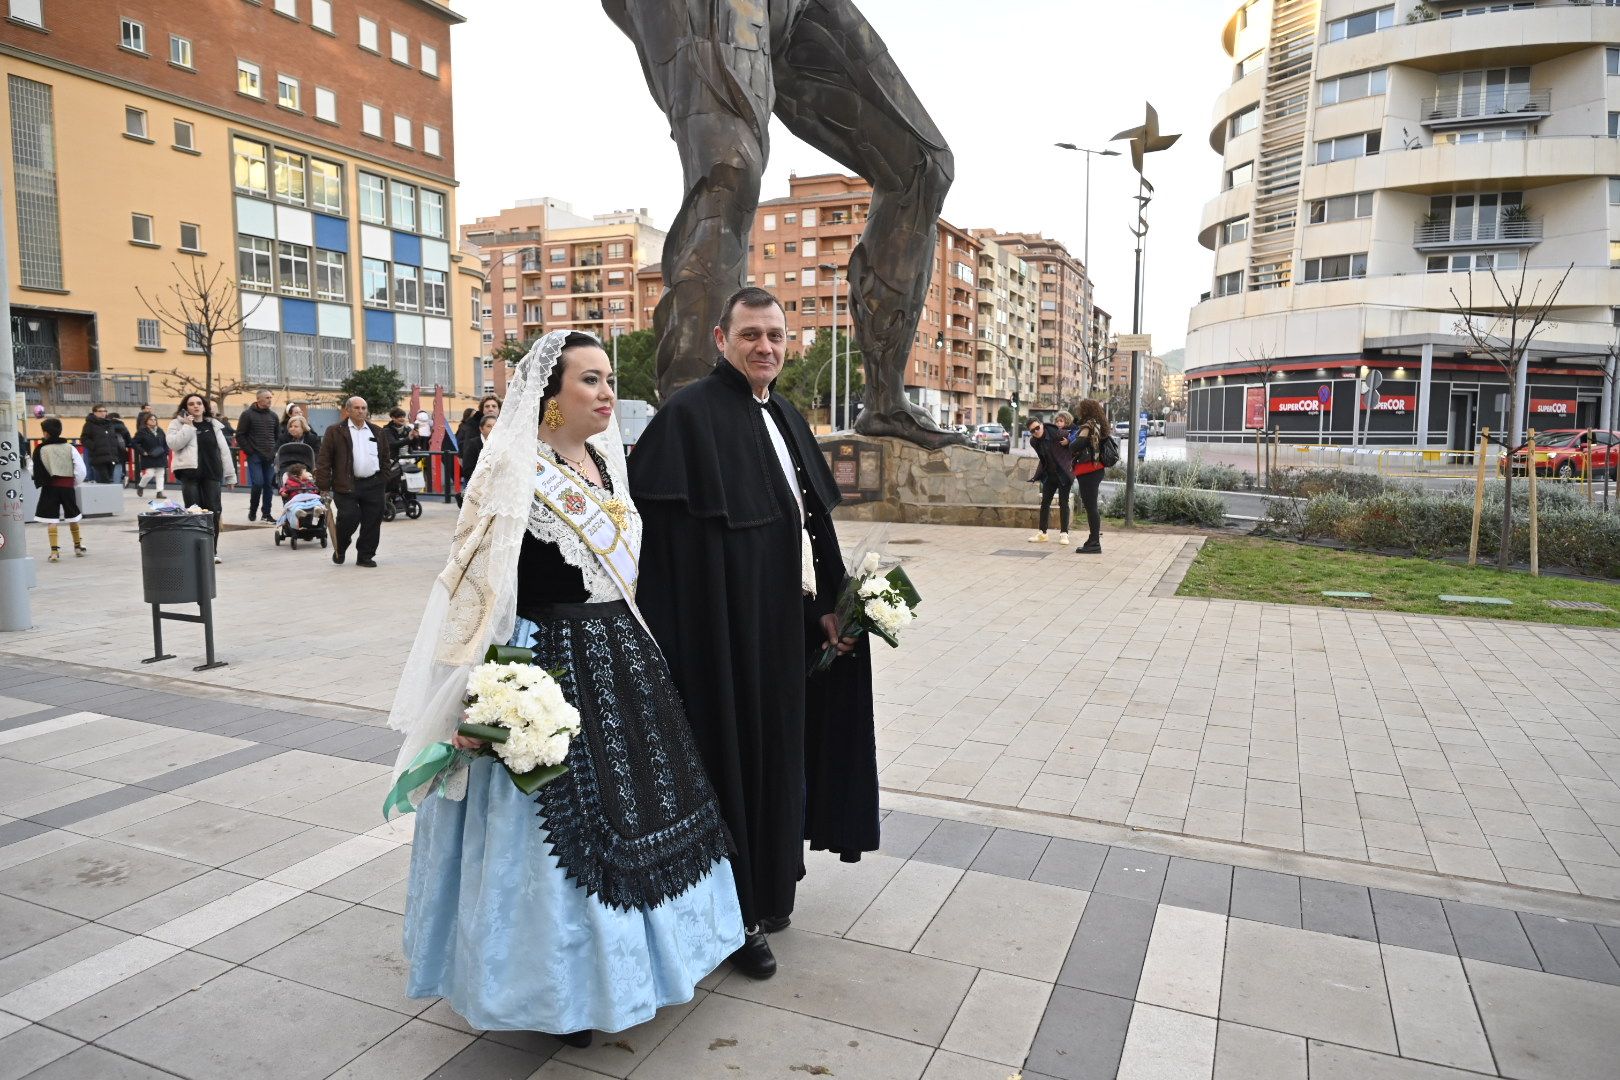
[1186, 0, 1618, 446]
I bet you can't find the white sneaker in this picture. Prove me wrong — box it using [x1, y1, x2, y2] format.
[1059, 533, 1070, 544]
[1027, 532, 1048, 543]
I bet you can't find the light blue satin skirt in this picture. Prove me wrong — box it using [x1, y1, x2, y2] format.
[402, 754, 746, 1033]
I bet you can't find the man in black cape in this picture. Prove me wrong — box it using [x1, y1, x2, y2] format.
[629, 287, 879, 979]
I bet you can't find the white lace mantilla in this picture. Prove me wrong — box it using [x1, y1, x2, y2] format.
[527, 456, 642, 604]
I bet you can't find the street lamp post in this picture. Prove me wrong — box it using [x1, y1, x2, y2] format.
[819, 262, 841, 431]
[0, 164, 31, 632]
[1055, 143, 1119, 402]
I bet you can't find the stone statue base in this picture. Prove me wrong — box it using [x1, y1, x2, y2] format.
[817, 434, 1046, 529]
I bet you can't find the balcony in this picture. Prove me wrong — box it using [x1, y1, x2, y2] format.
[578, 253, 602, 267]
[574, 279, 604, 294]
[1413, 215, 1542, 249]
[1420, 88, 1551, 129]
[16, 371, 150, 411]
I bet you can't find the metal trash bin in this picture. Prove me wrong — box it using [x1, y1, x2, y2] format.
[137, 513, 215, 606]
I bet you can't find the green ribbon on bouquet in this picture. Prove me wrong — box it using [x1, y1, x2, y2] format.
[381, 741, 460, 820]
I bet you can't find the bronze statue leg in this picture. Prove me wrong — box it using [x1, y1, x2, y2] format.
[772, 0, 967, 447]
[606, 1, 777, 395]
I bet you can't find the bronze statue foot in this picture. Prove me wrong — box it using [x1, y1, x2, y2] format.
[855, 406, 974, 449]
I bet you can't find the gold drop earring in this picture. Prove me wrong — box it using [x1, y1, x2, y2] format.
[544, 398, 565, 430]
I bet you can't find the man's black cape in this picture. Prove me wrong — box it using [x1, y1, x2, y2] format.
[629, 359, 879, 926]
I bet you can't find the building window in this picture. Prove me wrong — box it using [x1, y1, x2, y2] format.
[550, 248, 566, 263]
[423, 268, 447, 315]
[120, 17, 146, 53]
[1611, 177, 1620, 205]
[185, 323, 206, 352]
[421, 189, 445, 238]
[390, 180, 416, 229]
[362, 257, 389, 306]
[358, 16, 379, 51]
[238, 60, 261, 97]
[362, 104, 382, 137]
[314, 249, 346, 300]
[124, 106, 148, 139]
[172, 119, 195, 151]
[803, 239, 817, 257]
[179, 222, 201, 252]
[1315, 131, 1380, 164]
[131, 213, 155, 244]
[1213, 270, 1243, 297]
[606, 241, 627, 260]
[1309, 192, 1374, 223]
[238, 235, 273, 290]
[278, 242, 311, 296]
[423, 125, 441, 157]
[1320, 68, 1387, 105]
[1609, 47, 1619, 77]
[1428, 251, 1523, 273]
[310, 158, 342, 214]
[1326, 6, 1393, 42]
[312, 0, 332, 32]
[803, 209, 818, 227]
[1301, 253, 1367, 283]
[9, 1, 42, 27]
[273, 148, 306, 204]
[420, 42, 438, 75]
[358, 172, 386, 223]
[502, 302, 517, 318]
[277, 74, 300, 111]
[803, 268, 817, 286]
[1229, 105, 1258, 138]
[394, 114, 412, 147]
[1225, 161, 1253, 189]
[137, 318, 162, 349]
[393, 264, 419, 310]
[1611, 241, 1620, 269]
[471, 287, 482, 329]
[763, 272, 777, 287]
[169, 35, 193, 68]
[391, 30, 409, 63]
[274, 0, 297, 16]
[314, 86, 336, 123]
[763, 214, 776, 231]
[1236, 49, 1264, 80]
[1611, 112, 1620, 138]
[763, 243, 776, 259]
[1218, 218, 1248, 246]
[551, 300, 567, 316]
[549, 274, 566, 289]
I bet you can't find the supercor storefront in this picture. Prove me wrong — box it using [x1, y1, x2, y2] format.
[1186, 351, 1613, 449]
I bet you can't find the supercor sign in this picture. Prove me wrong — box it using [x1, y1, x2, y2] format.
[1270, 395, 1325, 414]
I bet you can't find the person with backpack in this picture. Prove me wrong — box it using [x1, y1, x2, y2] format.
[1071, 398, 1115, 554]
[1025, 411, 1075, 545]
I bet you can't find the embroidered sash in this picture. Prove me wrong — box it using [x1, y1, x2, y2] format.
[532, 454, 647, 630]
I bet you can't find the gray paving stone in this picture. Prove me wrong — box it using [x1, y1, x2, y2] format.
[911, 818, 993, 869]
[248, 904, 421, 1014]
[1056, 892, 1155, 998]
[0, 838, 208, 920]
[1597, 922, 1620, 966]
[262, 719, 357, 748]
[302, 725, 387, 758]
[0, 707, 73, 733]
[1030, 838, 1108, 892]
[105, 801, 309, 867]
[332, 730, 406, 764]
[1213, 1020, 1305, 1080]
[1160, 857, 1232, 914]
[1229, 867, 1300, 928]
[138, 744, 290, 792]
[1370, 889, 1455, 955]
[876, 811, 940, 860]
[40, 948, 233, 1041]
[1024, 985, 1133, 1080]
[1306, 1040, 1499, 1079]
[100, 967, 404, 1080]
[1300, 878, 1376, 941]
[967, 828, 1049, 879]
[27, 787, 156, 829]
[423, 1036, 556, 1080]
[1441, 900, 1541, 970]
[1091, 845, 1168, 902]
[100, 693, 224, 723]
[1468, 957, 1620, 1079]
[0, 894, 82, 962]
[12, 678, 124, 707]
[1221, 918, 1396, 1054]
[0, 1023, 83, 1080]
[1518, 913, 1620, 985]
[190, 891, 352, 964]
[913, 871, 1084, 981]
[0, 819, 50, 850]
[21, 1043, 181, 1079]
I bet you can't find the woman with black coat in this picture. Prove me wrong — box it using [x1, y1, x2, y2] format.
[131, 412, 170, 498]
[1025, 411, 1076, 545]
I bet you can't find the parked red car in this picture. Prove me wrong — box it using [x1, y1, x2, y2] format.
[1498, 429, 1619, 479]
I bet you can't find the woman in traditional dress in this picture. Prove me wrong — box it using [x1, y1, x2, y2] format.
[390, 330, 743, 1045]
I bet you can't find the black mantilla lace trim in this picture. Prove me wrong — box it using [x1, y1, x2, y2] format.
[517, 605, 734, 913]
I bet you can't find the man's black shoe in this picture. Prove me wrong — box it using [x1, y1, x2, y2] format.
[332, 549, 346, 564]
[356, 557, 378, 568]
[760, 915, 791, 933]
[728, 931, 776, 979]
[556, 1030, 592, 1049]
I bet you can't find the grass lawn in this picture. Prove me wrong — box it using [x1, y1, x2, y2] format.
[1178, 538, 1620, 629]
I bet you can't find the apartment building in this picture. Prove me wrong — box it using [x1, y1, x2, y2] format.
[1107, 348, 1169, 409]
[973, 234, 1041, 422]
[2, 0, 481, 417]
[461, 199, 666, 395]
[1186, 0, 1618, 446]
[978, 233, 1092, 411]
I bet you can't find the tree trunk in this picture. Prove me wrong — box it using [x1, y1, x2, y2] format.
[1497, 364, 1522, 572]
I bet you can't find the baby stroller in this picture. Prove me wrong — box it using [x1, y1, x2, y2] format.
[383, 456, 424, 521]
[271, 442, 328, 550]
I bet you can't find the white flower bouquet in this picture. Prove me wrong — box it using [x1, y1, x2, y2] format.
[455, 645, 581, 795]
[810, 550, 922, 676]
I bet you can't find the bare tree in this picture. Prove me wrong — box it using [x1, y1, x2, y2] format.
[154, 368, 255, 417]
[1449, 261, 1572, 571]
[137, 261, 264, 414]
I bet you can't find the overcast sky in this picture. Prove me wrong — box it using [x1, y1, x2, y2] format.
[449, 0, 1236, 352]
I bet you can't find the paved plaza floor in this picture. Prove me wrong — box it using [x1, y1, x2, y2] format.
[1, 492, 1617, 1078]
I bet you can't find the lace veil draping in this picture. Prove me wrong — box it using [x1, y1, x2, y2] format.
[386, 329, 629, 804]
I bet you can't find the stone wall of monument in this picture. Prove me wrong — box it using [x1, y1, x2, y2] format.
[818, 435, 1045, 528]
